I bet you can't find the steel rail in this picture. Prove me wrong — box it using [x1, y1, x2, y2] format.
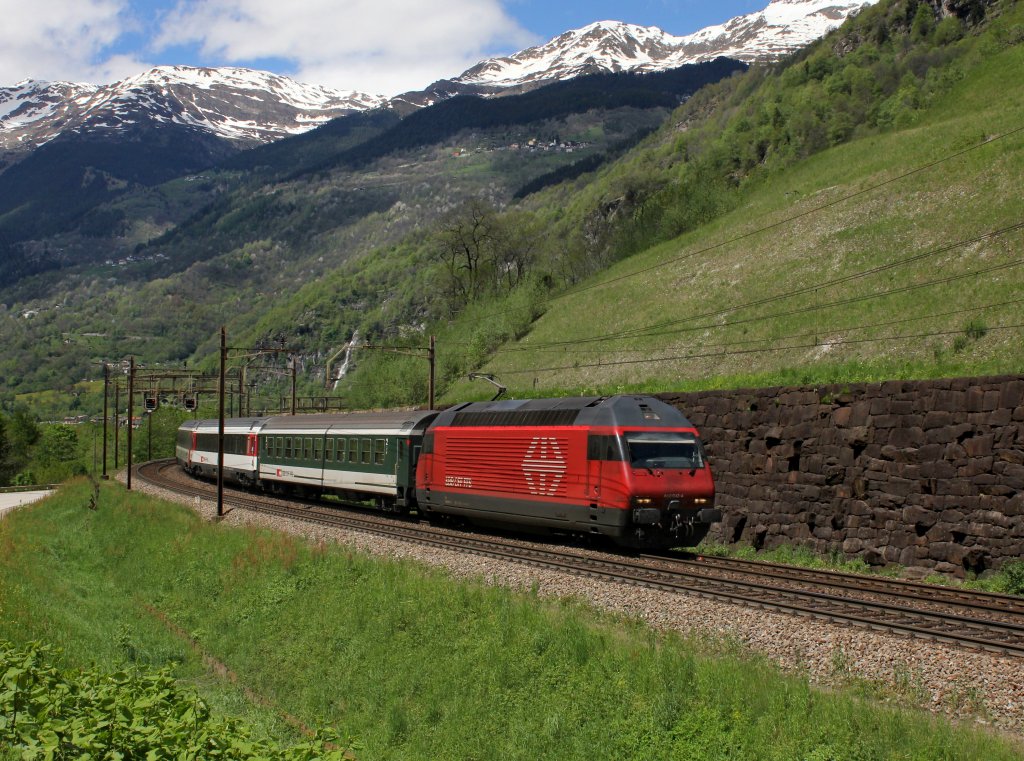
[645, 554, 1024, 619]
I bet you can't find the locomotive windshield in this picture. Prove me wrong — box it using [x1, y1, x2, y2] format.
[624, 432, 703, 470]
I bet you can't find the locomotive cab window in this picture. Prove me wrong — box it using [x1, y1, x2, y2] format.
[624, 432, 703, 470]
[587, 434, 624, 461]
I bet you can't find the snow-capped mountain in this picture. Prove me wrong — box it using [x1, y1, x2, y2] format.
[0, 66, 386, 157]
[455, 0, 879, 89]
[1, 0, 877, 155]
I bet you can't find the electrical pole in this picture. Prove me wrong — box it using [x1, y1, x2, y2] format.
[428, 335, 436, 410]
[101, 363, 109, 479]
[238, 366, 245, 418]
[113, 379, 120, 468]
[127, 357, 134, 490]
[361, 336, 437, 410]
[290, 355, 297, 415]
[217, 327, 226, 518]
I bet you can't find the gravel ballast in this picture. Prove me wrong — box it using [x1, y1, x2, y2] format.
[127, 474, 1024, 736]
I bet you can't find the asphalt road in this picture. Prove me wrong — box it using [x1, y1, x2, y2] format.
[0, 490, 53, 518]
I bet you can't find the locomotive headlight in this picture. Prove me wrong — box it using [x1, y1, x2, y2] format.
[693, 497, 709, 505]
[633, 497, 653, 506]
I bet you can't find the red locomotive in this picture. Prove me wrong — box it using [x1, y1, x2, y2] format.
[416, 395, 718, 549]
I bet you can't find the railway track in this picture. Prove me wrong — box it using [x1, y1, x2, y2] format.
[137, 459, 1024, 659]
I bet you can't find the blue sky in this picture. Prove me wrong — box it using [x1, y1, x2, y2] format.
[1, 0, 767, 95]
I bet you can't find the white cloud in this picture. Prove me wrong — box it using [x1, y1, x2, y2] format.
[0, 0, 148, 84]
[154, 0, 538, 95]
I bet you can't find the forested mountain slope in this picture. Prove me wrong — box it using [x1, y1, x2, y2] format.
[1, 0, 1020, 415]
[0, 62, 738, 399]
[334, 0, 1024, 407]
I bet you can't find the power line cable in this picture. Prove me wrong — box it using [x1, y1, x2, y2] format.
[496, 323, 1024, 376]
[416, 125, 1024, 345]
[506, 224, 1024, 349]
[564, 125, 1024, 297]
[498, 296, 1024, 355]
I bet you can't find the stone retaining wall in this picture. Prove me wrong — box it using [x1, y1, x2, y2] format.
[657, 375, 1024, 576]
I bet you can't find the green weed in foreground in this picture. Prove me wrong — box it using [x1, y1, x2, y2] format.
[1, 480, 1022, 761]
[0, 640, 350, 759]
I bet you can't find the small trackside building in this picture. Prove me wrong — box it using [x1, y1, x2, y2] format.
[415, 395, 719, 549]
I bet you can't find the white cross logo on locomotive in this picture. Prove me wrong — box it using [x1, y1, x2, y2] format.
[522, 437, 566, 496]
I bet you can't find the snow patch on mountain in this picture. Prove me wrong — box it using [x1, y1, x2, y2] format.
[456, 0, 878, 88]
[0, 66, 386, 154]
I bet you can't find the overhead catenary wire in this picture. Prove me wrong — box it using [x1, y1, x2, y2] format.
[344, 254, 1024, 388]
[494, 323, 1024, 376]
[495, 296, 1024, 356]
[344, 127, 1024, 391]
[564, 125, 1024, 298]
[405, 125, 1024, 349]
[505, 225, 1024, 350]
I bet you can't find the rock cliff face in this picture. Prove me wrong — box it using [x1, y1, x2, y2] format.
[659, 375, 1024, 576]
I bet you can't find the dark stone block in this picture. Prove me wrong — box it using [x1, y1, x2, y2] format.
[995, 380, 1023, 409]
[881, 380, 905, 396]
[967, 386, 986, 413]
[872, 415, 902, 429]
[888, 427, 925, 448]
[870, 397, 890, 415]
[983, 390, 1001, 412]
[962, 457, 994, 478]
[932, 389, 963, 412]
[923, 410, 954, 429]
[919, 460, 957, 479]
[849, 402, 871, 427]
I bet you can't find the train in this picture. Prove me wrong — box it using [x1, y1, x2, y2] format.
[175, 395, 719, 549]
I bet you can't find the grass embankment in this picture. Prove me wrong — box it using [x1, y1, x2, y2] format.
[444, 26, 1024, 401]
[2, 480, 1022, 760]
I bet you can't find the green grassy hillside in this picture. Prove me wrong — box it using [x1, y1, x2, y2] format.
[446, 30, 1024, 397]
[1, 0, 1021, 418]
[2, 481, 1020, 759]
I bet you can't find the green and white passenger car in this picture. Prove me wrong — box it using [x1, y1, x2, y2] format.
[256, 411, 439, 509]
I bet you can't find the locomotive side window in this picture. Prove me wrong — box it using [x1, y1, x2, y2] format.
[374, 438, 387, 465]
[361, 438, 372, 464]
[348, 438, 358, 463]
[285, 438, 293, 459]
[303, 438, 312, 460]
[314, 438, 323, 462]
[325, 438, 335, 462]
[587, 435, 624, 461]
[624, 432, 703, 470]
